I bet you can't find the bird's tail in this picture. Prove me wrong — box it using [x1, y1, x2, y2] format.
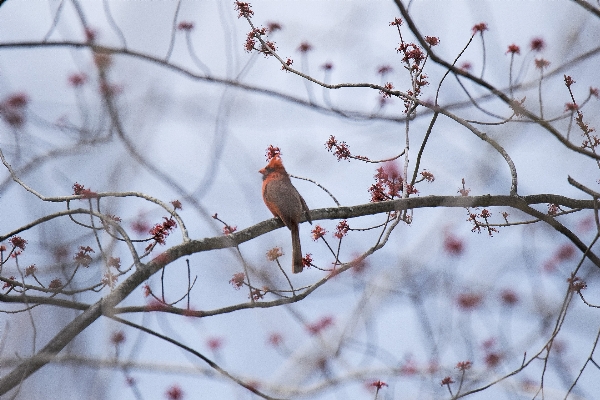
[291, 224, 303, 274]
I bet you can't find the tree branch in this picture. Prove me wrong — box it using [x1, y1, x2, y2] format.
[0, 193, 596, 394]
[571, 0, 600, 19]
[393, 0, 600, 161]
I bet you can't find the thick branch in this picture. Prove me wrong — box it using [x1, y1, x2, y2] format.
[0, 193, 596, 394]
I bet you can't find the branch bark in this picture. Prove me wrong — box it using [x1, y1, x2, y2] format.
[0, 193, 596, 394]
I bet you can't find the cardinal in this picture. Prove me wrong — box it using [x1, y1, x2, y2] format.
[259, 156, 312, 273]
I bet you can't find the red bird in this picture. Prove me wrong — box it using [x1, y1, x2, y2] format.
[259, 157, 312, 273]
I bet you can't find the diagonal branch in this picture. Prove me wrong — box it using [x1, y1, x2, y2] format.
[571, 0, 600, 19]
[0, 193, 597, 394]
[393, 0, 600, 161]
[110, 315, 284, 400]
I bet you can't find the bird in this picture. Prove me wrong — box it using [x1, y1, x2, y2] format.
[259, 156, 312, 273]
